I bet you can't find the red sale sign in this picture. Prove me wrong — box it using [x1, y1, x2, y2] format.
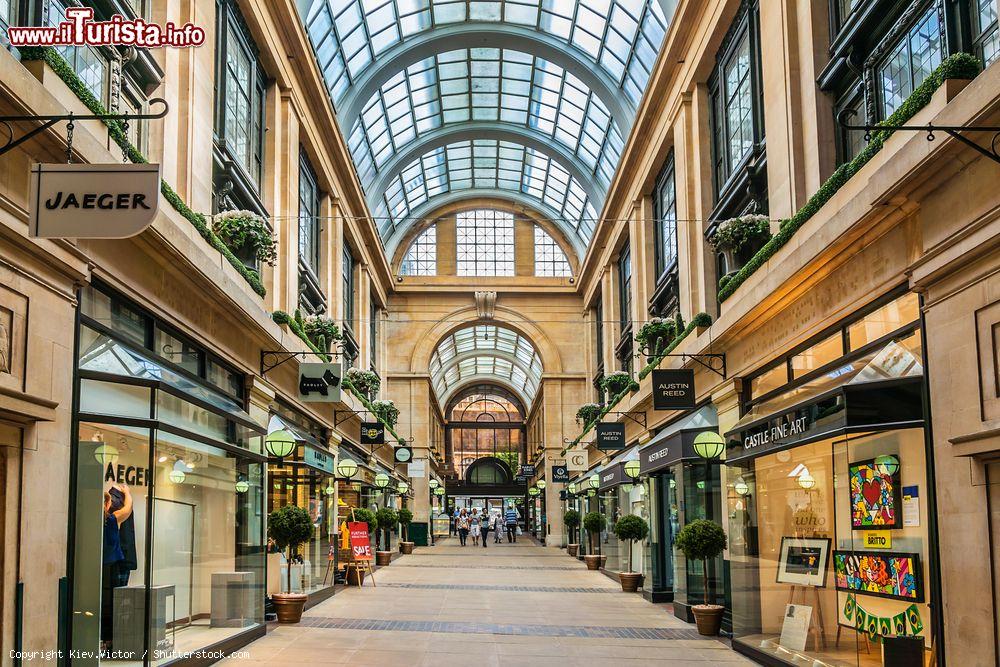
[348, 521, 373, 561]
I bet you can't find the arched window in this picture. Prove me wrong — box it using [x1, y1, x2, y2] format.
[400, 226, 437, 275]
[534, 226, 572, 276]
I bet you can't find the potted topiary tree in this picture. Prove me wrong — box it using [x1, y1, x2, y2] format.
[582, 511, 607, 571]
[563, 509, 581, 557]
[375, 507, 398, 566]
[675, 519, 728, 635]
[398, 507, 415, 554]
[612, 514, 649, 592]
[267, 505, 314, 622]
[346, 507, 376, 586]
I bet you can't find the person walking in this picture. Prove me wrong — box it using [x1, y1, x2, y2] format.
[492, 511, 503, 543]
[481, 509, 490, 548]
[470, 508, 481, 546]
[456, 508, 470, 546]
[451, 507, 459, 536]
[504, 504, 519, 543]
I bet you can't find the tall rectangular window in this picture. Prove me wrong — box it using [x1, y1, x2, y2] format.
[298, 152, 320, 274]
[343, 245, 355, 329]
[618, 246, 632, 329]
[456, 210, 515, 276]
[653, 154, 678, 277]
[400, 227, 437, 276]
[49, 1, 107, 102]
[534, 226, 572, 277]
[878, 5, 943, 117]
[216, 0, 266, 191]
[595, 299, 604, 371]
[972, 0, 999, 65]
[711, 24, 757, 195]
[369, 299, 378, 371]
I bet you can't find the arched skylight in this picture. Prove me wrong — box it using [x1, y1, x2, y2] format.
[299, 0, 673, 253]
[429, 324, 542, 406]
[534, 226, 572, 276]
[374, 139, 598, 243]
[400, 225, 437, 275]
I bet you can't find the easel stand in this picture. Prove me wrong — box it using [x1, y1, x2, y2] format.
[788, 585, 827, 651]
[347, 509, 376, 587]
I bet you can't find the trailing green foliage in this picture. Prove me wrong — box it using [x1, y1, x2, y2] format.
[346, 367, 380, 399]
[718, 53, 981, 303]
[634, 317, 677, 354]
[575, 403, 603, 425]
[302, 314, 340, 352]
[371, 399, 400, 428]
[272, 311, 330, 360]
[563, 312, 713, 454]
[212, 210, 279, 266]
[583, 511, 607, 535]
[708, 214, 771, 254]
[601, 371, 638, 396]
[19, 47, 266, 297]
[612, 514, 649, 542]
[562, 509, 581, 529]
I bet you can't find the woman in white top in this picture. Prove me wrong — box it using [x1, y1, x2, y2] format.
[470, 508, 482, 546]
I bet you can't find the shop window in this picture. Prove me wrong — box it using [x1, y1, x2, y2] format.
[206, 358, 243, 400]
[750, 364, 788, 401]
[791, 333, 844, 379]
[847, 292, 920, 351]
[48, 0, 108, 103]
[81, 286, 148, 348]
[876, 5, 944, 118]
[534, 226, 572, 277]
[456, 209, 515, 277]
[971, 0, 999, 65]
[400, 226, 437, 276]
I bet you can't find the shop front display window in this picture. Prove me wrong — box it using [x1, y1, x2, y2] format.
[268, 467, 335, 596]
[728, 428, 931, 666]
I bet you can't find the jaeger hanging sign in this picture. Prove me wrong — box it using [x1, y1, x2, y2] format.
[28, 163, 161, 238]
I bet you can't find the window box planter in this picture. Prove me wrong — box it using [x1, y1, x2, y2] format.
[212, 210, 277, 274]
[600, 371, 637, 397]
[575, 403, 603, 426]
[635, 317, 678, 359]
[346, 368, 381, 401]
[709, 214, 771, 285]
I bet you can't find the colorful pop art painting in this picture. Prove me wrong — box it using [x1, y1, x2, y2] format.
[849, 458, 902, 529]
[833, 550, 923, 602]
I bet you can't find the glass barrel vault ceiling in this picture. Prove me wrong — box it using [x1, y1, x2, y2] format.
[300, 0, 672, 255]
[430, 324, 543, 407]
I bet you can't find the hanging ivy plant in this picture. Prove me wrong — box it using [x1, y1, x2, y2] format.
[601, 371, 637, 397]
[371, 399, 400, 428]
[709, 214, 772, 255]
[634, 317, 677, 355]
[346, 368, 381, 399]
[212, 210, 278, 266]
[575, 403, 604, 425]
[301, 315, 340, 352]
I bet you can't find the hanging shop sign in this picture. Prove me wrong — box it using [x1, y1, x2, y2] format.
[302, 446, 335, 475]
[28, 163, 161, 238]
[394, 445, 413, 464]
[595, 423, 626, 451]
[651, 369, 696, 410]
[519, 464, 536, 477]
[298, 362, 342, 402]
[407, 460, 426, 478]
[598, 463, 626, 491]
[565, 444, 589, 472]
[360, 422, 384, 445]
[551, 464, 570, 483]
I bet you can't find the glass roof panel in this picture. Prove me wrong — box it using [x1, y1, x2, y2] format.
[429, 323, 543, 405]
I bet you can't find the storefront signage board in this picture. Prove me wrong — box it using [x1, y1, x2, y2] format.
[360, 422, 384, 445]
[863, 532, 892, 549]
[651, 369, 696, 410]
[407, 460, 426, 478]
[394, 445, 412, 464]
[303, 445, 335, 475]
[598, 462, 625, 491]
[638, 428, 703, 476]
[519, 464, 536, 477]
[29, 163, 161, 238]
[551, 464, 570, 482]
[595, 423, 626, 451]
[565, 444, 588, 471]
[298, 362, 342, 402]
[347, 522, 373, 561]
[727, 410, 820, 464]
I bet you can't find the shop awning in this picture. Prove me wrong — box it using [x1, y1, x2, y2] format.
[638, 405, 718, 476]
[267, 415, 334, 475]
[598, 446, 639, 490]
[725, 340, 924, 464]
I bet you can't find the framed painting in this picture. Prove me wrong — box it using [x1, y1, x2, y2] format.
[833, 550, 923, 602]
[849, 457, 902, 530]
[776, 536, 831, 587]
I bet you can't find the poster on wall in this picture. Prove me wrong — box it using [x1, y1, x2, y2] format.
[833, 550, 923, 602]
[776, 537, 831, 587]
[849, 457, 902, 530]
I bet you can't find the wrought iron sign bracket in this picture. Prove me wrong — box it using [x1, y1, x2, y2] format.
[838, 109, 1000, 165]
[658, 353, 727, 379]
[260, 349, 334, 376]
[333, 407, 369, 428]
[605, 411, 647, 428]
[0, 98, 169, 158]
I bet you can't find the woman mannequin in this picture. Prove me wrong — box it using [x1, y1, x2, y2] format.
[101, 484, 132, 652]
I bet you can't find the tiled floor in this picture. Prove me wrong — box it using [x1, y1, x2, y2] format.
[219, 537, 757, 666]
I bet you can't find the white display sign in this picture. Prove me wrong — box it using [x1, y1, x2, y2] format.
[565, 443, 588, 472]
[778, 604, 812, 652]
[407, 460, 426, 478]
[297, 362, 342, 402]
[29, 163, 161, 238]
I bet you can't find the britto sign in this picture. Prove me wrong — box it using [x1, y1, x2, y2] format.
[8, 7, 204, 48]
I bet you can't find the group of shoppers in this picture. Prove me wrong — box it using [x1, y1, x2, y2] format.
[453, 504, 522, 546]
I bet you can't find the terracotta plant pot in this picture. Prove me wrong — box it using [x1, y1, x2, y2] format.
[692, 604, 725, 636]
[619, 572, 643, 593]
[400, 542, 414, 555]
[584, 554, 602, 571]
[376, 550, 392, 566]
[567, 544, 579, 557]
[345, 564, 366, 586]
[272, 593, 307, 623]
[599, 554, 608, 568]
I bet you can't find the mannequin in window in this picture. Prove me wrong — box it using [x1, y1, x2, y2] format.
[108, 483, 137, 584]
[101, 484, 132, 652]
